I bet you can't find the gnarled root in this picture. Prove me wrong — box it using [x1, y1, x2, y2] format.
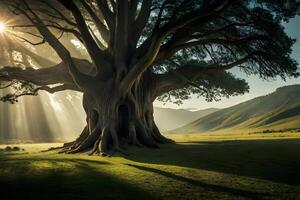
[57, 89, 173, 156]
[58, 116, 172, 156]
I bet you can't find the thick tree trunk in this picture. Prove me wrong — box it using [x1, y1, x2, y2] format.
[60, 72, 173, 156]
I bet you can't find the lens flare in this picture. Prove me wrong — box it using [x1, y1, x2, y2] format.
[0, 22, 6, 33]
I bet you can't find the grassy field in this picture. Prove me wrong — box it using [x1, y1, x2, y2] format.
[166, 131, 300, 143]
[1, 133, 300, 200]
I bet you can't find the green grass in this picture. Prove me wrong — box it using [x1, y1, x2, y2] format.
[1, 135, 300, 200]
[166, 131, 300, 142]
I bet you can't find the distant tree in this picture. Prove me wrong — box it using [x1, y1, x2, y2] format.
[0, 0, 299, 155]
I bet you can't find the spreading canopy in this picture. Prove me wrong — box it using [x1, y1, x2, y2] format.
[0, 0, 299, 103]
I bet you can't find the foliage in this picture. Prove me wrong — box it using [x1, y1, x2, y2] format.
[0, 79, 38, 103]
[157, 71, 249, 105]
[0, 0, 299, 104]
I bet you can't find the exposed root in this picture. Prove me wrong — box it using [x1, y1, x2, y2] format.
[62, 123, 101, 154]
[88, 136, 101, 156]
[152, 124, 175, 144]
[128, 122, 143, 147]
[41, 146, 63, 152]
[110, 122, 120, 151]
[62, 141, 75, 148]
[100, 126, 110, 155]
[136, 120, 158, 148]
[59, 126, 89, 153]
[101, 152, 112, 157]
[56, 119, 172, 156]
[55, 101, 173, 157]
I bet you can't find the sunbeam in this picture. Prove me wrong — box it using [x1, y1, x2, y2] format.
[0, 90, 86, 143]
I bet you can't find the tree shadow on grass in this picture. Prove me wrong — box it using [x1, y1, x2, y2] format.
[125, 163, 272, 200]
[125, 139, 300, 186]
[0, 157, 153, 200]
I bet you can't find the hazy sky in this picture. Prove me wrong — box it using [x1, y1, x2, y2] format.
[155, 16, 300, 110]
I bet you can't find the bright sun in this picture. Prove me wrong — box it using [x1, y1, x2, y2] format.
[0, 22, 6, 33]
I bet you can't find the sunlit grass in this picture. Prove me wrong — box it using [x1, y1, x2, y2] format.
[166, 131, 300, 143]
[1, 135, 300, 199]
[0, 143, 62, 153]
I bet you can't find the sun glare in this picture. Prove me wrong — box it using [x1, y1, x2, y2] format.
[0, 22, 6, 33]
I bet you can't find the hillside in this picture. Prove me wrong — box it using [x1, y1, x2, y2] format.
[154, 107, 219, 131]
[171, 84, 300, 134]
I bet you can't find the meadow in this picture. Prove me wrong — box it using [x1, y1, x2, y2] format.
[1, 132, 300, 200]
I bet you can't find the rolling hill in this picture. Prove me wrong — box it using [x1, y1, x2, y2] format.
[153, 107, 219, 131]
[171, 84, 300, 134]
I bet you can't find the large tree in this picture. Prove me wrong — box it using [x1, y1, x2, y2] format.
[0, 0, 299, 155]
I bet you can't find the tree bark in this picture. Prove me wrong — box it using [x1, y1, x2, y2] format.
[60, 70, 173, 156]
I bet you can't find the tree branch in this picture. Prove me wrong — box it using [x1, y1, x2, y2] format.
[96, 0, 115, 31]
[155, 52, 258, 95]
[16, 1, 85, 85]
[156, 35, 268, 62]
[113, 0, 129, 62]
[131, 0, 152, 48]
[122, 0, 237, 93]
[80, 0, 110, 43]
[59, 0, 108, 71]
[37, 84, 80, 94]
[41, 0, 77, 27]
[0, 58, 94, 91]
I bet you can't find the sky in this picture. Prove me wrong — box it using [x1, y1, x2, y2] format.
[155, 16, 300, 110]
